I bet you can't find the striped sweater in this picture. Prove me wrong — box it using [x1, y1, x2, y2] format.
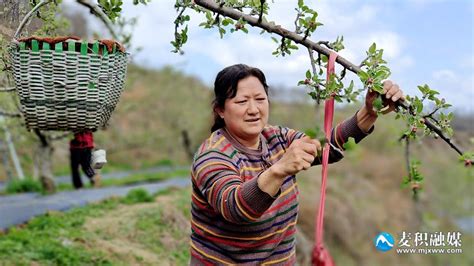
[190, 113, 372, 265]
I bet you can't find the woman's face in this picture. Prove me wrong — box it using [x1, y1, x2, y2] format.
[218, 76, 269, 146]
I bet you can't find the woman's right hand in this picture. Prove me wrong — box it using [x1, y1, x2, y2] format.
[270, 136, 321, 178]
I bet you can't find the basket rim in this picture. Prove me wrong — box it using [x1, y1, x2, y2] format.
[13, 36, 126, 53]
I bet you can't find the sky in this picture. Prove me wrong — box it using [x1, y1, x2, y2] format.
[110, 0, 473, 112]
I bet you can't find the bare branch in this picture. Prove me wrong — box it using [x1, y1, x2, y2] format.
[13, 0, 49, 40]
[0, 109, 22, 117]
[294, 9, 302, 34]
[307, 48, 317, 75]
[75, 0, 118, 39]
[423, 106, 441, 118]
[258, 0, 265, 23]
[0, 87, 16, 92]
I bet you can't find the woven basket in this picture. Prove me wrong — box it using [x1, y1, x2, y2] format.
[9, 39, 128, 131]
[9, 1, 128, 131]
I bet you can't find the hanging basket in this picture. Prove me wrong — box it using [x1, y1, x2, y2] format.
[8, 1, 128, 131]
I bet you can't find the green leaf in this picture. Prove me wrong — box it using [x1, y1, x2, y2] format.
[343, 137, 357, 151]
[306, 70, 311, 79]
[358, 71, 369, 82]
[298, 0, 304, 8]
[369, 43, 376, 54]
[416, 102, 423, 114]
[373, 96, 383, 110]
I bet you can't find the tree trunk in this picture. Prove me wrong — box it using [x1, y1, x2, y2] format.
[181, 129, 194, 161]
[34, 130, 55, 193]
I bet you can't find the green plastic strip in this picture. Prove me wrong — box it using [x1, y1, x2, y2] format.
[81, 42, 87, 55]
[19, 42, 26, 50]
[68, 41, 75, 52]
[55, 43, 63, 52]
[103, 45, 108, 57]
[32, 40, 39, 52]
[88, 81, 96, 90]
[92, 42, 99, 54]
[112, 44, 116, 54]
[43, 43, 50, 50]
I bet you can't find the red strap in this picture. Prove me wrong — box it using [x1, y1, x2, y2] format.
[312, 52, 338, 266]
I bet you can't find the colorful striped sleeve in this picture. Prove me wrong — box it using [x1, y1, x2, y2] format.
[316, 112, 374, 165]
[192, 150, 276, 224]
[279, 112, 373, 165]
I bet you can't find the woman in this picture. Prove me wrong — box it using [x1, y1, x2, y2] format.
[190, 64, 403, 265]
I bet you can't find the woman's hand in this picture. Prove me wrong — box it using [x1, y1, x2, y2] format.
[270, 137, 321, 178]
[358, 80, 405, 132]
[365, 80, 405, 115]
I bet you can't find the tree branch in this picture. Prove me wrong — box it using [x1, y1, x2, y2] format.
[0, 87, 16, 92]
[258, 0, 265, 23]
[423, 117, 463, 155]
[75, 0, 118, 39]
[194, 0, 361, 74]
[13, 0, 50, 40]
[193, 0, 465, 157]
[0, 109, 21, 117]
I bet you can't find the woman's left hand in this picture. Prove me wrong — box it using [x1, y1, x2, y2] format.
[365, 80, 405, 115]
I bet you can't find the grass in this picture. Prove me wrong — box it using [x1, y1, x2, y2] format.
[0, 187, 191, 265]
[3, 168, 190, 194]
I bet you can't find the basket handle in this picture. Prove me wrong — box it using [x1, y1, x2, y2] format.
[13, 0, 118, 43]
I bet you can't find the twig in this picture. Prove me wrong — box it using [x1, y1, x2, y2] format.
[358, 56, 369, 68]
[307, 48, 317, 75]
[0, 87, 16, 92]
[0, 109, 21, 117]
[13, 0, 50, 40]
[307, 47, 321, 105]
[423, 117, 463, 155]
[258, 0, 265, 23]
[294, 10, 302, 34]
[76, 0, 118, 39]
[316, 40, 333, 50]
[423, 107, 441, 118]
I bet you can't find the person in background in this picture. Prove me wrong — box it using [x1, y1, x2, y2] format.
[189, 64, 404, 264]
[70, 131, 100, 189]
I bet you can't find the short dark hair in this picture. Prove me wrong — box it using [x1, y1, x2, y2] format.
[211, 64, 269, 132]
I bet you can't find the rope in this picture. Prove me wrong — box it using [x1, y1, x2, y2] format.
[312, 51, 338, 266]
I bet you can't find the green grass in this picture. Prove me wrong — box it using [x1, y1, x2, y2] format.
[4, 168, 190, 194]
[0, 197, 121, 265]
[0, 188, 191, 265]
[5, 178, 43, 194]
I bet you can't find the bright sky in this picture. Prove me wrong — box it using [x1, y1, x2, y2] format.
[117, 0, 473, 112]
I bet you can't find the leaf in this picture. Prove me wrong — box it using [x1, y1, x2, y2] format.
[369, 43, 376, 54]
[373, 96, 383, 110]
[298, 0, 304, 8]
[306, 70, 311, 79]
[358, 71, 369, 82]
[343, 137, 357, 151]
[416, 102, 423, 114]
